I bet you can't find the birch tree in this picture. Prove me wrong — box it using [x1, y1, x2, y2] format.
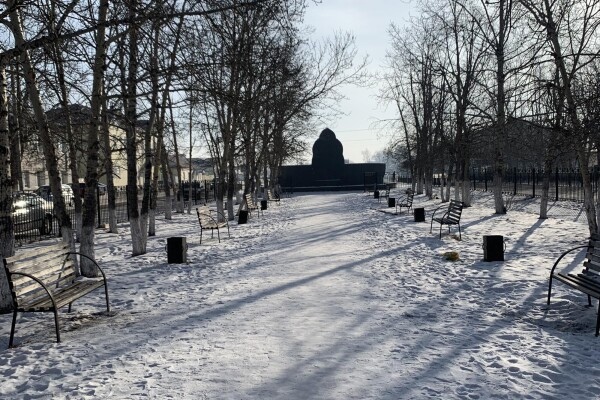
[431, 0, 488, 205]
[0, 60, 13, 312]
[8, 2, 74, 246]
[521, 0, 600, 234]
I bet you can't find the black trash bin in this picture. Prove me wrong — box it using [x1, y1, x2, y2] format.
[483, 235, 504, 261]
[167, 237, 187, 264]
[388, 197, 396, 208]
[374, 190, 379, 199]
[238, 210, 248, 224]
[414, 207, 425, 222]
[261, 200, 268, 210]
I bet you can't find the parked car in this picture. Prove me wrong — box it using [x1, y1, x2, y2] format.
[177, 182, 204, 202]
[35, 184, 74, 206]
[70, 182, 108, 197]
[12, 192, 53, 235]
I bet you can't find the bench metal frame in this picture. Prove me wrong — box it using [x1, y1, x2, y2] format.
[430, 199, 464, 240]
[266, 189, 280, 205]
[196, 207, 230, 244]
[3, 243, 110, 348]
[244, 193, 262, 218]
[395, 189, 414, 214]
[548, 234, 600, 336]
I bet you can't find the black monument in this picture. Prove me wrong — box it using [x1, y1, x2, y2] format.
[279, 128, 385, 192]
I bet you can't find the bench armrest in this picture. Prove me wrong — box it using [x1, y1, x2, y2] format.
[66, 252, 108, 282]
[8, 271, 57, 307]
[210, 209, 228, 225]
[199, 209, 229, 226]
[398, 192, 412, 202]
[430, 203, 447, 220]
[550, 244, 590, 275]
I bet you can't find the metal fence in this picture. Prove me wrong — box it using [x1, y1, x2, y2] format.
[4, 180, 217, 246]
[470, 167, 599, 202]
[384, 167, 600, 203]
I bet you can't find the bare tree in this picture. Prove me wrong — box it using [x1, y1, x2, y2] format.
[521, 0, 600, 234]
[8, 1, 74, 245]
[434, 0, 488, 206]
[0, 60, 13, 312]
[383, 18, 449, 200]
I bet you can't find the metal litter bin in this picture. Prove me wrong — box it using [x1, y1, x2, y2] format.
[483, 235, 505, 261]
[414, 207, 425, 222]
[167, 237, 187, 264]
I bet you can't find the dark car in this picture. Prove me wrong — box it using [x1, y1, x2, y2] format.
[12, 193, 53, 235]
[35, 184, 74, 206]
[70, 182, 108, 197]
[177, 182, 204, 202]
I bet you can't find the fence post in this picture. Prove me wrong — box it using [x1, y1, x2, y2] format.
[555, 168, 559, 201]
[532, 168, 535, 198]
[484, 167, 488, 191]
[594, 167, 597, 205]
[513, 167, 517, 195]
[472, 167, 476, 190]
[97, 186, 101, 228]
[126, 185, 130, 220]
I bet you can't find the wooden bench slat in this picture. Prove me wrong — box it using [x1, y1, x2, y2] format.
[5, 250, 70, 274]
[584, 256, 600, 272]
[572, 273, 600, 293]
[10, 261, 74, 283]
[10, 256, 76, 293]
[13, 272, 78, 298]
[4, 243, 69, 265]
[555, 273, 600, 298]
[20, 279, 105, 311]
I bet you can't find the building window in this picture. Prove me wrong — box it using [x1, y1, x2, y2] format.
[37, 172, 46, 187]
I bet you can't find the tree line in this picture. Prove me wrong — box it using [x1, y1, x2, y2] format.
[382, 0, 600, 233]
[0, 0, 366, 312]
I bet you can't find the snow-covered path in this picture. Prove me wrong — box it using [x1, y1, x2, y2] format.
[2, 191, 600, 399]
[138, 194, 404, 399]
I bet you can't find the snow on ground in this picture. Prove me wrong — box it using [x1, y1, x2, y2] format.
[1, 190, 599, 399]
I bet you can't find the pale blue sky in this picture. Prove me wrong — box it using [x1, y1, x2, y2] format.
[303, 0, 415, 163]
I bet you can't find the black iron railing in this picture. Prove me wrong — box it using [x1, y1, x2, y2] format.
[4, 180, 218, 246]
[470, 167, 599, 202]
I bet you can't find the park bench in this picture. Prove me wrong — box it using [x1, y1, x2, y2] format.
[430, 199, 464, 240]
[244, 193, 261, 218]
[395, 188, 414, 214]
[266, 188, 280, 204]
[547, 233, 600, 336]
[378, 187, 391, 203]
[196, 206, 230, 244]
[3, 242, 110, 348]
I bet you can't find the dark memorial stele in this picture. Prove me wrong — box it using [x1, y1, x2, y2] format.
[279, 128, 385, 192]
[312, 128, 345, 183]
